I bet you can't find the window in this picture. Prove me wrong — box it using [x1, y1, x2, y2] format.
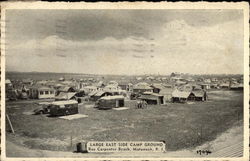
[45, 91, 49, 95]
[40, 91, 44, 95]
[50, 91, 54, 94]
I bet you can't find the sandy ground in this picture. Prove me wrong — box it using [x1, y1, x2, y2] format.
[5, 122, 243, 158]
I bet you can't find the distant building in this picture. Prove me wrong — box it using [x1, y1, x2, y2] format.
[133, 82, 153, 94]
[22, 78, 33, 85]
[150, 83, 165, 93]
[5, 79, 13, 90]
[199, 83, 211, 90]
[82, 86, 98, 94]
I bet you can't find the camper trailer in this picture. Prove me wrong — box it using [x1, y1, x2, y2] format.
[96, 95, 125, 110]
[49, 100, 78, 116]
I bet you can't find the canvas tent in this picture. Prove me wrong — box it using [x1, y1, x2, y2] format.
[55, 92, 77, 100]
[90, 91, 112, 101]
[58, 86, 76, 93]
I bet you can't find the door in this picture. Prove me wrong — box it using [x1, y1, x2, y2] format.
[116, 100, 119, 108]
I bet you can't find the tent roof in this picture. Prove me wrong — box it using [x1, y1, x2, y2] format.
[172, 90, 191, 98]
[55, 92, 76, 100]
[58, 86, 74, 92]
[192, 90, 205, 97]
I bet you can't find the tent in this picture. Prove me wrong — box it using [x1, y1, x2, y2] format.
[55, 92, 77, 100]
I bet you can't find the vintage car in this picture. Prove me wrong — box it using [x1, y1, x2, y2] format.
[33, 102, 52, 115]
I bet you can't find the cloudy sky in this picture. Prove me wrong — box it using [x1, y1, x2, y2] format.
[5, 9, 244, 75]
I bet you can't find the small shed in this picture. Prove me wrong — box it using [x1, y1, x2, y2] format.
[138, 92, 164, 105]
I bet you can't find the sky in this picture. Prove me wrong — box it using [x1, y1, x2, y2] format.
[5, 9, 244, 75]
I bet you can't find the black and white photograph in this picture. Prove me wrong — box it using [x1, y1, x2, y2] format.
[1, 2, 249, 160]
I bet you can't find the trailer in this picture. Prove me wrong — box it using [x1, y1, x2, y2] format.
[96, 95, 125, 110]
[49, 100, 78, 116]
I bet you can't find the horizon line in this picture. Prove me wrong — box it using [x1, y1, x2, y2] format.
[5, 71, 244, 76]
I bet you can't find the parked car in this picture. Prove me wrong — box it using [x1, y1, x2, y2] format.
[33, 104, 51, 115]
[34, 102, 52, 115]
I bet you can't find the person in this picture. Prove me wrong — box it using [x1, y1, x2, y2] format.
[137, 100, 141, 109]
[143, 100, 147, 108]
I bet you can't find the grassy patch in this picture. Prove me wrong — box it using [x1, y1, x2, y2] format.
[6, 90, 243, 151]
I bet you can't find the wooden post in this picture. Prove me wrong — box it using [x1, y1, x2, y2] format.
[70, 133, 73, 149]
[200, 126, 203, 144]
[6, 114, 15, 134]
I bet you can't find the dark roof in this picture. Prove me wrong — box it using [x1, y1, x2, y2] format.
[151, 83, 165, 89]
[139, 94, 161, 101]
[55, 92, 77, 100]
[192, 90, 205, 97]
[58, 86, 74, 92]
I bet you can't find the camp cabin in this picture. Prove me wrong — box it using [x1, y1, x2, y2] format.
[49, 100, 78, 116]
[29, 86, 55, 99]
[96, 95, 125, 110]
[172, 89, 207, 103]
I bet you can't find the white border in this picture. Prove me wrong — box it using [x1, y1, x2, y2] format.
[0, 2, 249, 161]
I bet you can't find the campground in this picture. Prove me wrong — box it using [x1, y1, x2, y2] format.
[5, 89, 243, 157]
